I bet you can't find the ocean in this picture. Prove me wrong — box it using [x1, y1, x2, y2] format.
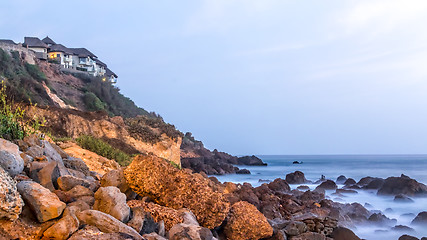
[214, 155, 427, 240]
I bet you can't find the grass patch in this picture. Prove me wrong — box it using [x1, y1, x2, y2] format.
[76, 135, 131, 166]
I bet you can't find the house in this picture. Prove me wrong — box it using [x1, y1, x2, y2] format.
[68, 48, 97, 73]
[23, 37, 48, 60]
[0, 39, 17, 45]
[94, 59, 107, 77]
[106, 68, 118, 83]
[47, 44, 74, 69]
[42, 36, 56, 47]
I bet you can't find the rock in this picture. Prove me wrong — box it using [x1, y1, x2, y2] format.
[94, 186, 130, 222]
[42, 206, 80, 240]
[289, 232, 325, 240]
[127, 207, 146, 233]
[224, 201, 273, 240]
[263, 229, 287, 240]
[0, 166, 23, 220]
[0, 138, 24, 176]
[68, 225, 135, 240]
[377, 175, 427, 196]
[25, 145, 44, 159]
[76, 195, 95, 206]
[17, 181, 66, 222]
[344, 178, 356, 185]
[392, 225, 416, 233]
[236, 169, 251, 174]
[286, 171, 309, 184]
[411, 211, 427, 226]
[42, 140, 63, 163]
[68, 199, 91, 211]
[363, 178, 384, 189]
[330, 227, 360, 240]
[57, 175, 97, 192]
[33, 161, 68, 191]
[76, 209, 143, 240]
[124, 154, 229, 229]
[284, 221, 307, 236]
[357, 176, 379, 187]
[23, 134, 42, 147]
[169, 223, 213, 240]
[144, 232, 167, 240]
[66, 185, 94, 199]
[53, 189, 74, 203]
[315, 180, 337, 190]
[336, 175, 347, 184]
[399, 235, 419, 240]
[335, 189, 357, 194]
[368, 213, 396, 226]
[237, 155, 267, 165]
[63, 157, 91, 176]
[297, 185, 310, 190]
[268, 178, 291, 192]
[128, 200, 184, 231]
[394, 194, 414, 203]
[100, 168, 134, 198]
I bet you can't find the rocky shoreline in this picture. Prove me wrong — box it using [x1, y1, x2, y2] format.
[1, 135, 427, 240]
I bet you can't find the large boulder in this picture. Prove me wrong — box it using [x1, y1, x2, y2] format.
[0, 138, 24, 176]
[68, 225, 135, 240]
[17, 181, 66, 222]
[398, 235, 419, 240]
[330, 227, 360, 240]
[237, 155, 267, 165]
[267, 178, 291, 192]
[285, 171, 309, 184]
[377, 175, 427, 196]
[100, 168, 134, 198]
[411, 211, 427, 226]
[169, 223, 213, 240]
[41, 140, 63, 163]
[94, 186, 130, 222]
[0, 166, 23, 220]
[76, 209, 143, 240]
[224, 201, 273, 240]
[315, 180, 337, 190]
[57, 175, 97, 192]
[124, 154, 230, 229]
[42, 206, 80, 240]
[290, 232, 325, 240]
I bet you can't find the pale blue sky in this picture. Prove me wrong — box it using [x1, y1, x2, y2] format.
[2, 1, 427, 155]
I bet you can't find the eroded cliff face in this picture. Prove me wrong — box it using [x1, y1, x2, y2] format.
[25, 106, 182, 166]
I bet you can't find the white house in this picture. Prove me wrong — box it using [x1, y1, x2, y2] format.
[47, 44, 74, 69]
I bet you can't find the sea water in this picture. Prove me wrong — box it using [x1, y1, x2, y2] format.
[214, 155, 427, 240]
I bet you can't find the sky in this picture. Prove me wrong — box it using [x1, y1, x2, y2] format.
[2, 0, 427, 155]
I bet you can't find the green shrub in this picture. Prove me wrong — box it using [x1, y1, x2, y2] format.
[25, 63, 46, 82]
[83, 92, 106, 111]
[0, 80, 25, 140]
[76, 135, 131, 166]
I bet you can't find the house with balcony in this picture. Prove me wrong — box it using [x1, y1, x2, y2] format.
[47, 44, 74, 69]
[68, 48, 98, 74]
[23, 37, 48, 60]
[106, 68, 118, 83]
[94, 59, 107, 77]
[42, 36, 56, 47]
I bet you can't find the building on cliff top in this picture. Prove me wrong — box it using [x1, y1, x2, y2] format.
[23, 37, 48, 60]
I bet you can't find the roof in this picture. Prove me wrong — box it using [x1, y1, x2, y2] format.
[68, 48, 97, 58]
[23, 37, 47, 48]
[49, 44, 72, 54]
[106, 68, 118, 78]
[0, 39, 16, 45]
[95, 59, 107, 67]
[42, 36, 56, 45]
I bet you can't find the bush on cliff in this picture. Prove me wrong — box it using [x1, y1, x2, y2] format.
[76, 135, 131, 166]
[83, 92, 106, 111]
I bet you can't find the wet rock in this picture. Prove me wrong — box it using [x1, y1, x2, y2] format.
[0, 138, 24, 176]
[236, 169, 251, 174]
[377, 174, 427, 196]
[392, 225, 416, 233]
[237, 155, 267, 165]
[411, 211, 427, 226]
[335, 189, 357, 194]
[57, 175, 97, 192]
[297, 185, 310, 190]
[0, 166, 23, 220]
[336, 175, 347, 184]
[315, 180, 337, 190]
[363, 178, 384, 190]
[284, 221, 307, 236]
[357, 176, 379, 187]
[289, 232, 325, 240]
[17, 180, 66, 222]
[268, 178, 291, 192]
[394, 194, 414, 203]
[343, 178, 356, 185]
[286, 171, 309, 184]
[144, 232, 167, 240]
[76, 209, 143, 240]
[368, 213, 396, 226]
[128, 200, 184, 231]
[330, 227, 360, 240]
[124, 154, 229, 229]
[42, 206, 80, 240]
[94, 186, 130, 222]
[224, 201, 273, 240]
[169, 223, 213, 240]
[68, 225, 135, 240]
[398, 235, 419, 240]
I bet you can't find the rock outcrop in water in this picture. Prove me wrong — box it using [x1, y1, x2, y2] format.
[377, 174, 427, 196]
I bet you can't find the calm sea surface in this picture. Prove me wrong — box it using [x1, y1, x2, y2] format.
[214, 155, 427, 240]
